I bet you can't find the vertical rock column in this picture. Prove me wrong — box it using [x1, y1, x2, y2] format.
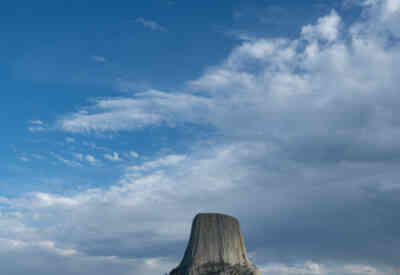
[169, 213, 260, 275]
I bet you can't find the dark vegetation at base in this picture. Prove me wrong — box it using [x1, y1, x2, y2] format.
[169, 262, 256, 275]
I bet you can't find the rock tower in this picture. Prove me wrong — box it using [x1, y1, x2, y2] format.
[168, 213, 260, 275]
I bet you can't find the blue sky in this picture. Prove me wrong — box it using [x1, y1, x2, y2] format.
[2, 0, 358, 195]
[1, 0, 351, 195]
[2, 0, 400, 274]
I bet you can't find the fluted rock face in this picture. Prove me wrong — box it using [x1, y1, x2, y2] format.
[169, 213, 260, 275]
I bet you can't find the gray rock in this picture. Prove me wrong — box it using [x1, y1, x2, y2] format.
[168, 213, 260, 275]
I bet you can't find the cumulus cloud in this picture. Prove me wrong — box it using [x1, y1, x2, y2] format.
[301, 10, 341, 41]
[3, 142, 400, 274]
[0, 237, 174, 275]
[85, 154, 98, 165]
[0, 146, 266, 267]
[104, 152, 122, 162]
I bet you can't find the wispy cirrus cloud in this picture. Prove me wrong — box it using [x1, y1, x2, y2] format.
[129, 151, 140, 158]
[91, 55, 107, 63]
[28, 120, 47, 132]
[127, 154, 186, 172]
[65, 137, 75, 143]
[58, 90, 213, 133]
[18, 156, 30, 162]
[50, 152, 82, 167]
[136, 17, 166, 31]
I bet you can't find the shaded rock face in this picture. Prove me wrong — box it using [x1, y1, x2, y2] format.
[169, 213, 260, 275]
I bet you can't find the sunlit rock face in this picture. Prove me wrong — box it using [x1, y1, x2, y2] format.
[169, 213, 260, 275]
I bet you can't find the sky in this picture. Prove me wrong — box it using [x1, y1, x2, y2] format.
[1, 0, 400, 274]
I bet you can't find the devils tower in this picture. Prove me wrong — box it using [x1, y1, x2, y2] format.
[168, 213, 260, 275]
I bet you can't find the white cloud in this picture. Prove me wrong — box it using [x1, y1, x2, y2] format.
[354, 0, 400, 36]
[129, 151, 139, 158]
[385, 0, 400, 14]
[28, 120, 47, 132]
[31, 154, 45, 160]
[65, 137, 75, 143]
[2, 141, 400, 274]
[51, 153, 82, 167]
[58, 90, 213, 133]
[104, 152, 122, 162]
[28, 126, 46, 132]
[85, 154, 97, 165]
[30, 120, 44, 125]
[19, 156, 30, 162]
[0, 238, 77, 256]
[129, 151, 140, 159]
[1, 145, 259, 264]
[136, 17, 166, 31]
[91, 55, 107, 63]
[260, 261, 325, 275]
[0, 234, 175, 275]
[259, 262, 393, 275]
[82, 141, 110, 152]
[343, 264, 385, 275]
[34, 193, 80, 208]
[72, 152, 100, 165]
[301, 10, 341, 41]
[128, 154, 186, 172]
